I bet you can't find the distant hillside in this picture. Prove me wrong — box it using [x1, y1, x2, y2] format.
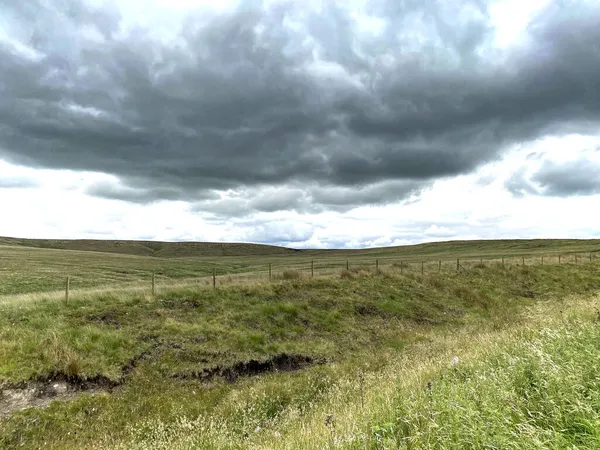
[1, 236, 600, 259]
[0, 237, 298, 258]
[301, 238, 600, 258]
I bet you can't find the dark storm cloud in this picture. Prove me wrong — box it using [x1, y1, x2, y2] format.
[1, 0, 600, 211]
[85, 180, 183, 203]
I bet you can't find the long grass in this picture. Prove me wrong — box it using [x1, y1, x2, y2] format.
[100, 293, 600, 449]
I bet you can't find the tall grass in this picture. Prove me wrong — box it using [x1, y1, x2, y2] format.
[108, 294, 600, 449]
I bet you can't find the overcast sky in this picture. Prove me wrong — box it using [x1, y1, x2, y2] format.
[1, 0, 599, 249]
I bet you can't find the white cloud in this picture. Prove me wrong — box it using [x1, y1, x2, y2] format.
[424, 225, 455, 237]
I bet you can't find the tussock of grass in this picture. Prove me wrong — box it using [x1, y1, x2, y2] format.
[278, 270, 305, 281]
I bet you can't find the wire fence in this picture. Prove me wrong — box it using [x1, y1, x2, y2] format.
[49, 251, 598, 301]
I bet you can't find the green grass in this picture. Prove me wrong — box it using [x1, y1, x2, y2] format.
[371, 317, 600, 449]
[2, 238, 600, 296]
[2, 259, 600, 449]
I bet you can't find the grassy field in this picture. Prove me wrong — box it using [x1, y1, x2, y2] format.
[1, 239, 600, 448]
[2, 237, 600, 297]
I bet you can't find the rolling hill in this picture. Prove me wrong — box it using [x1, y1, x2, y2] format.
[1, 235, 600, 258]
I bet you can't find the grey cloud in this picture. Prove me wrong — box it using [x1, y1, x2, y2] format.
[309, 180, 427, 210]
[190, 180, 426, 217]
[506, 156, 600, 197]
[190, 188, 313, 217]
[505, 168, 541, 197]
[1, 0, 600, 213]
[85, 179, 219, 204]
[532, 159, 600, 196]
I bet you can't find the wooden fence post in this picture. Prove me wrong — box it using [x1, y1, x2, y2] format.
[438, 260, 441, 273]
[65, 276, 70, 303]
[502, 257, 504, 267]
[269, 263, 272, 281]
[376, 259, 379, 270]
[400, 261, 403, 274]
[456, 258, 460, 272]
[522, 256, 525, 266]
[559, 255, 561, 264]
[421, 261, 424, 274]
[152, 273, 156, 296]
[541, 255, 544, 265]
[591, 253, 593, 263]
[346, 260, 349, 271]
[212, 268, 216, 289]
[311, 260, 314, 278]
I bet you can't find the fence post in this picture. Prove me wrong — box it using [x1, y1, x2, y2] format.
[522, 256, 525, 266]
[269, 263, 272, 281]
[541, 255, 544, 265]
[152, 273, 156, 296]
[559, 255, 561, 264]
[591, 253, 593, 263]
[311, 260, 314, 278]
[456, 258, 459, 272]
[346, 260, 349, 271]
[212, 268, 216, 289]
[376, 259, 379, 270]
[438, 260, 441, 273]
[502, 257, 504, 268]
[575, 254, 578, 264]
[400, 261, 403, 274]
[65, 276, 70, 303]
[421, 261, 424, 274]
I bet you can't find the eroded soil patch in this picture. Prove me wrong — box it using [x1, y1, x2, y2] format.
[1, 349, 325, 418]
[173, 353, 325, 382]
[0, 343, 158, 418]
[85, 309, 123, 328]
[0, 373, 116, 418]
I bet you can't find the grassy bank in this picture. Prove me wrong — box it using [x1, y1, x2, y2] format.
[112, 292, 600, 450]
[1, 262, 600, 448]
